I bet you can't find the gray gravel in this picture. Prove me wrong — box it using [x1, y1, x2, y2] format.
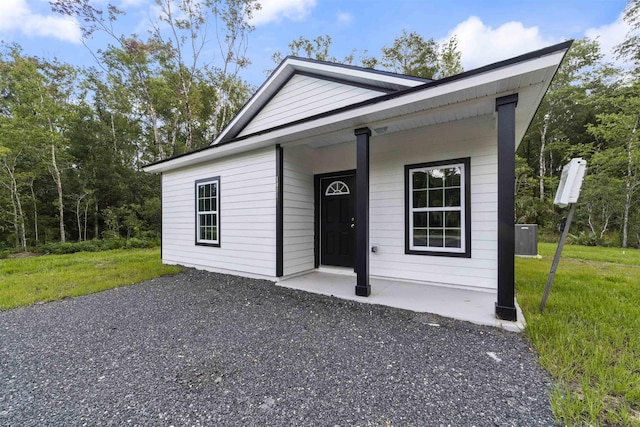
[0, 269, 557, 426]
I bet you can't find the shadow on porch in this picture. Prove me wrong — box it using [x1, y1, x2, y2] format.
[277, 271, 526, 333]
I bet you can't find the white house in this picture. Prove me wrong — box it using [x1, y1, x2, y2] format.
[143, 41, 572, 322]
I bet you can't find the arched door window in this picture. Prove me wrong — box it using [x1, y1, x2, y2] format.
[325, 180, 350, 196]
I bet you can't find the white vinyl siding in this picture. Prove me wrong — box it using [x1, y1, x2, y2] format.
[369, 117, 498, 290]
[238, 74, 386, 137]
[282, 145, 315, 276]
[162, 147, 277, 278]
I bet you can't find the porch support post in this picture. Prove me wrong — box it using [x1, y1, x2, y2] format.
[275, 144, 284, 277]
[495, 94, 518, 321]
[355, 127, 371, 297]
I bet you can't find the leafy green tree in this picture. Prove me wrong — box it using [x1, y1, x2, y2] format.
[270, 35, 359, 71]
[377, 30, 462, 79]
[271, 31, 462, 80]
[616, 0, 640, 71]
[515, 38, 616, 234]
[586, 81, 640, 247]
[578, 170, 624, 243]
[0, 45, 76, 246]
[52, 0, 258, 157]
[150, 0, 259, 150]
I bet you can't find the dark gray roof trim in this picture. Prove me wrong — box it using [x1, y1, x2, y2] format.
[294, 71, 397, 95]
[144, 40, 573, 169]
[285, 55, 433, 83]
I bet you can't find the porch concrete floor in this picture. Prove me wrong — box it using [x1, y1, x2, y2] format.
[278, 271, 526, 333]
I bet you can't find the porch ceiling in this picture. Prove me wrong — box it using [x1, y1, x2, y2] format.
[296, 70, 550, 150]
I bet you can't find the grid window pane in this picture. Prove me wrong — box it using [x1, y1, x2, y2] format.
[445, 211, 461, 228]
[445, 188, 460, 207]
[413, 172, 427, 189]
[444, 168, 461, 187]
[428, 170, 443, 188]
[428, 211, 443, 228]
[414, 212, 427, 227]
[428, 229, 444, 247]
[413, 190, 427, 208]
[428, 189, 443, 207]
[413, 228, 427, 246]
[445, 228, 461, 248]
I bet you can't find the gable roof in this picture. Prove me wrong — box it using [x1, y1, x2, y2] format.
[212, 56, 431, 145]
[144, 40, 572, 173]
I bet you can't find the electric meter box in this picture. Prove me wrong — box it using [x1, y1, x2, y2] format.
[554, 158, 587, 208]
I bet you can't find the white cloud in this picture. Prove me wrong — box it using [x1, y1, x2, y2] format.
[250, 0, 316, 25]
[585, 13, 630, 67]
[445, 16, 558, 70]
[337, 12, 352, 24]
[119, 0, 151, 8]
[0, 0, 81, 43]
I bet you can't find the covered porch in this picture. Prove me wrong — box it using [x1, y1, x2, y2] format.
[277, 89, 523, 322]
[277, 270, 525, 332]
[269, 48, 571, 323]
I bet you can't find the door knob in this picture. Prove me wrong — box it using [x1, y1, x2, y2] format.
[351, 224, 355, 228]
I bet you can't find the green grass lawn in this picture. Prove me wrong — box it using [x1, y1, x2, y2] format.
[517, 243, 640, 426]
[0, 248, 182, 311]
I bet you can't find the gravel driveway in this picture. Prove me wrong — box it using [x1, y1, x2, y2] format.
[0, 269, 556, 426]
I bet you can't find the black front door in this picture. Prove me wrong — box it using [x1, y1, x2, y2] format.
[320, 174, 356, 267]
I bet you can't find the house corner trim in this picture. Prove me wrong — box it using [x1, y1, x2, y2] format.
[276, 144, 284, 277]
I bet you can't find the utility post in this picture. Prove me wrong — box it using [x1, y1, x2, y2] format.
[540, 158, 587, 312]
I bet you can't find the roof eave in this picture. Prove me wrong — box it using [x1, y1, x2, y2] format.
[143, 41, 572, 174]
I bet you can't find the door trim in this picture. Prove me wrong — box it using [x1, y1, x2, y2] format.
[314, 169, 356, 268]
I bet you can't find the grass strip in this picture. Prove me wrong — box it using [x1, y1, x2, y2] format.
[0, 248, 181, 311]
[517, 242, 640, 426]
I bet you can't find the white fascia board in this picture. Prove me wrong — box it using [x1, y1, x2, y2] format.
[143, 137, 275, 173]
[145, 50, 565, 174]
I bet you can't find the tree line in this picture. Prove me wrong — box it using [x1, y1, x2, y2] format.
[0, 0, 639, 253]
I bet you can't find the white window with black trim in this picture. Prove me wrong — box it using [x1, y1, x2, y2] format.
[405, 158, 470, 257]
[195, 177, 220, 246]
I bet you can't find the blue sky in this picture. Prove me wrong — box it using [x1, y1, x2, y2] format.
[0, 0, 631, 87]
